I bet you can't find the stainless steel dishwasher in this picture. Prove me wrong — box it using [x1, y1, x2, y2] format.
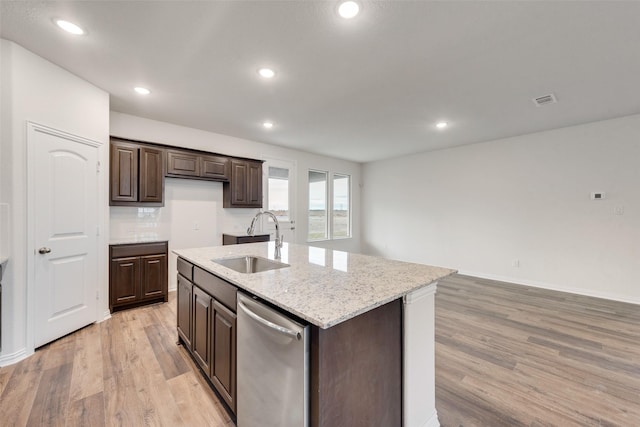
[237, 291, 309, 427]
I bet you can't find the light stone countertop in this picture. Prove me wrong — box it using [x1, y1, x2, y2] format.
[174, 242, 456, 329]
[109, 235, 168, 245]
[0, 256, 7, 269]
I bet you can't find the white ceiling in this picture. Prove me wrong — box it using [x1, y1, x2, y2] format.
[2, 1, 640, 163]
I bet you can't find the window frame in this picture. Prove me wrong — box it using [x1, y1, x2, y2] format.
[331, 173, 352, 240]
[307, 169, 329, 242]
[306, 169, 352, 242]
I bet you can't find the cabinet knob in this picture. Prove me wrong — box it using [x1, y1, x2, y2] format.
[38, 247, 52, 254]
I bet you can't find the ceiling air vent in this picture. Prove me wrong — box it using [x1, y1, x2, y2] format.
[533, 93, 558, 107]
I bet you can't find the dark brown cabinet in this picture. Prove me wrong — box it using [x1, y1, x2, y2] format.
[110, 141, 138, 203]
[110, 138, 164, 206]
[139, 147, 164, 203]
[176, 258, 238, 414]
[223, 159, 263, 208]
[110, 256, 139, 306]
[211, 300, 236, 410]
[192, 286, 212, 374]
[166, 150, 200, 177]
[109, 242, 168, 312]
[166, 150, 230, 181]
[222, 233, 270, 245]
[201, 155, 230, 181]
[177, 273, 192, 348]
[110, 137, 262, 208]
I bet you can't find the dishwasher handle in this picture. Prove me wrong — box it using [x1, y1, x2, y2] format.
[238, 299, 302, 341]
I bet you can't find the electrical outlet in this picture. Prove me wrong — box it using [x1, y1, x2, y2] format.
[512, 259, 520, 268]
[614, 206, 625, 215]
[193, 222, 200, 230]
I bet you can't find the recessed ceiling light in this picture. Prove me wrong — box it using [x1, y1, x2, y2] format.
[258, 68, 275, 79]
[55, 19, 85, 35]
[338, 1, 360, 19]
[134, 87, 151, 95]
[436, 122, 448, 129]
[263, 121, 274, 129]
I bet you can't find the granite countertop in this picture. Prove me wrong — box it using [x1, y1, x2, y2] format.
[174, 242, 456, 329]
[109, 235, 168, 245]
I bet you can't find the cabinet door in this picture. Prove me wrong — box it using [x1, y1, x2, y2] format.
[110, 141, 139, 203]
[246, 161, 263, 207]
[140, 254, 167, 299]
[110, 256, 140, 306]
[192, 286, 212, 374]
[177, 274, 192, 348]
[211, 300, 237, 413]
[166, 150, 200, 177]
[201, 155, 229, 181]
[139, 146, 164, 204]
[230, 160, 248, 205]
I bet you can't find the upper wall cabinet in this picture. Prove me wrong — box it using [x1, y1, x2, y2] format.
[223, 159, 263, 208]
[166, 149, 230, 181]
[110, 137, 262, 209]
[110, 138, 164, 206]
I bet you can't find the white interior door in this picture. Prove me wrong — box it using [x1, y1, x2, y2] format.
[30, 124, 99, 348]
[263, 158, 297, 244]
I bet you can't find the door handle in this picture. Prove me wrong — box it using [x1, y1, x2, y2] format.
[38, 247, 52, 254]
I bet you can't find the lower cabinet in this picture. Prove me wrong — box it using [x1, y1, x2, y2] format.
[177, 258, 237, 415]
[109, 242, 168, 312]
[192, 286, 212, 374]
[211, 300, 236, 410]
[176, 273, 193, 348]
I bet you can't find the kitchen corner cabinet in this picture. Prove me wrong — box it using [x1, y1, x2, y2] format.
[166, 149, 230, 181]
[109, 242, 168, 312]
[223, 159, 263, 208]
[177, 258, 237, 414]
[110, 138, 164, 206]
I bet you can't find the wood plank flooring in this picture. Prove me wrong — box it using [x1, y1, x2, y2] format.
[0, 275, 638, 426]
[436, 275, 640, 427]
[0, 292, 233, 427]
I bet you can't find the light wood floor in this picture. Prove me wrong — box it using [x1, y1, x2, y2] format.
[436, 275, 640, 427]
[0, 275, 638, 426]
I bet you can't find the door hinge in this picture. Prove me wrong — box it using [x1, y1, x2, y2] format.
[96, 161, 101, 173]
[96, 290, 99, 300]
[96, 225, 100, 236]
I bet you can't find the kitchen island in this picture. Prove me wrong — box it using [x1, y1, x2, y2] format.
[174, 242, 455, 427]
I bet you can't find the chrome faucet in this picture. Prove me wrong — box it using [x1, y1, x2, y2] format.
[247, 210, 284, 259]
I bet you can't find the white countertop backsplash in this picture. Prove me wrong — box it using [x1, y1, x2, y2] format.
[174, 242, 456, 329]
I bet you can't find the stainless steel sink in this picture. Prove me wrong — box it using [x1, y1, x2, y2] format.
[212, 256, 289, 274]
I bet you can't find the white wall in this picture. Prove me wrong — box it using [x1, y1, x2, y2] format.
[362, 114, 640, 304]
[0, 40, 110, 364]
[109, 112, 362, 290]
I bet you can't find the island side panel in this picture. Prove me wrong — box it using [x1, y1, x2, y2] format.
[310, 299, 403, 427]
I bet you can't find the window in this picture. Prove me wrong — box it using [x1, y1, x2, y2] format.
[308, 170, 351, 241]
[308, 170, 328, 241]
[332, 174, 351, 238]
[268, 166, 290, 221]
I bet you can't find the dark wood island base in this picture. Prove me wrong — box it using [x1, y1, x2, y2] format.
[311, 299, 403, 427]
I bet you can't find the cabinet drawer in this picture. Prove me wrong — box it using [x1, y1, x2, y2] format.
[194, 267, 237, 311]
[110, 242, 168, 258]
[166, 150, 200, 177]
[177, 257, 194, 281]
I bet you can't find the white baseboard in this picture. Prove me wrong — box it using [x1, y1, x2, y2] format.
[0, 347, 32, 367]
[458, 270, 640, 306]
[423, 411, 439, 427]
[99, 309, 112, 322]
